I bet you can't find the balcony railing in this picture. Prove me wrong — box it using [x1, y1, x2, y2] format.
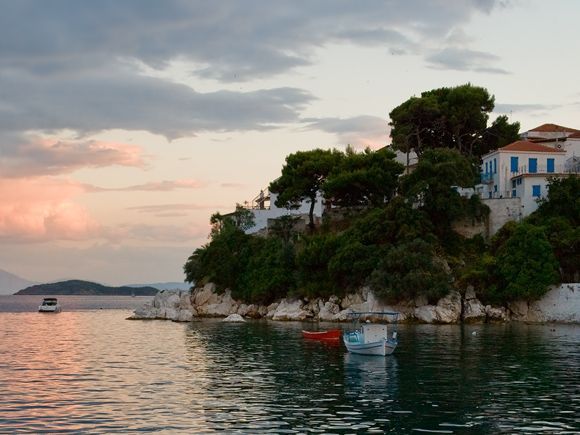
[479, 173, 494, 184]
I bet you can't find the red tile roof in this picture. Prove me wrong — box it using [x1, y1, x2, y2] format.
[528, 123, 580, 133]
[500, 140, 566, 153]
[567, 132, 580, 139]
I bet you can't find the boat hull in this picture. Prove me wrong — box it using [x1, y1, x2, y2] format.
[343, 336, 397, 356]
[38, 307, 61, 313]
[302, 329, 341, 340]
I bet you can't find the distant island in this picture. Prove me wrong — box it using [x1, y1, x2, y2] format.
[15, 280, 159, 296]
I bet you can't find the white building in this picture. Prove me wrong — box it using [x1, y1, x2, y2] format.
[239, 188, 324, 235]
[480, 140, 567, 216]
[521, 123, 580, 171]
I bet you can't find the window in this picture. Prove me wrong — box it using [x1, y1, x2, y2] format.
[512, 189, 517, 198]
[512, 180, 516, 188]
[529, 158, 537, 173]
[494, 185, 497, 193]
[485, 161, 489, 174]
[547, 158, 555, 173]
[511, 156, 519, 173]
[532, 185, 541, 197]
[493, 158, 497, 174]
[517, 178, 522, 185]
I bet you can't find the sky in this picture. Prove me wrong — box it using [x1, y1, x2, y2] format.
[1, 0, 579, 285]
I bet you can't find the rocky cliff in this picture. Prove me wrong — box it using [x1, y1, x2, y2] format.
[129, 283, 580, 324]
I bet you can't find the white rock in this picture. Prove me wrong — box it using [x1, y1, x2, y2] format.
[435, 291, 462, 323]
[507, 300, 529, 320]
[223, 314, 245, 322]
[202, 289, 239, 317]
[266, 302, 279, 319]
[130, 289, 194, 321]
[318, 300, 340, 321]
[485, 305, 509, 322]
[128, 302, 160, 319]
[341, 293, 363, 309]
[463, 298, 486, 323]
[272, 299, 311, 321]
[192, 283, 220, 307]
[414, 305, 438, 323]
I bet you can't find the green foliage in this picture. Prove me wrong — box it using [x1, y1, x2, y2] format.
[269, 148, 342, 229]
[539, 217, 580, 282]
[477, 115, 520, 157]
[323, 147, 404, 208]
[401, 149, 475, 236]
[370, 239, 450, 304]
[268, 215, 301, 244]
[294, 233, 340, 298]
[328, 241, 383, 290]
[237, 237, 296, 303]
[183, 225, 254, 291]
[487, 224, 560, 303]
[390, 84, 502, 158]
[210, 204, 255, 238]
[534, 176, 580, 227]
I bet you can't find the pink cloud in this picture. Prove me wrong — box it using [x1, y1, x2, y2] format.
[0, 177, 100, 241]
[1, 135, 147, 177]
[85, 179, 207, 192]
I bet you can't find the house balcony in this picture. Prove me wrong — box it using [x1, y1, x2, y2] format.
[509, 164, 568, 178]
[480, 173, 494, 184]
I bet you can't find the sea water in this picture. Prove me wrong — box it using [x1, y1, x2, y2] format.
[0, 296, 578, 433]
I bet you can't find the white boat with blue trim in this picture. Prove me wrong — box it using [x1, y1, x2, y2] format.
[343, 311, 399, 356]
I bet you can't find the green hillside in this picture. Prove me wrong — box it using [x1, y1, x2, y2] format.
[15, 280, 159, 296]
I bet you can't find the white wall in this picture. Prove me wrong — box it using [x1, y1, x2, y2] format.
[481, 149, 566, 199]
[246, 191, 324, 234]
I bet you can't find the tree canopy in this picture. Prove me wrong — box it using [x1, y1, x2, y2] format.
[269, 148, 342, 229]
[323, 146, 404, 208]
[389, 84, 519, 159]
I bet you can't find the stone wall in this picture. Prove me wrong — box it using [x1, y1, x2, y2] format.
[481, 197, 522, 237]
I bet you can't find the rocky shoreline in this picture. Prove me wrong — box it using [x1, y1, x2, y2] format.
[128, 282, 580, 324]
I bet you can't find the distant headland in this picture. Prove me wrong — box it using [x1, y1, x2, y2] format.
[15, 280, 159, 296]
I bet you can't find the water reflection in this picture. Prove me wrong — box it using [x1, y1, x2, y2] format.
[344, 352, 398, 398]
[0, 312, 578, 433]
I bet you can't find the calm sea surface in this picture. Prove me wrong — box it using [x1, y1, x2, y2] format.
[0, 296, 578, 434]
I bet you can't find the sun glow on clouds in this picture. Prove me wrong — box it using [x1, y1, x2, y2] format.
[1, 135, 147, 177]
[0, 177, 99, 241]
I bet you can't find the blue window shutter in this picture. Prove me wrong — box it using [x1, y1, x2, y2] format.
[547, 158, 555, 173]
[485, 162, 489, 174]
[494, 158, 497, 173]
[512, 189, 516, 197]
[529, 158, 537, 173]
[511, 156, 518, 172]
[532, 185, 541, 197]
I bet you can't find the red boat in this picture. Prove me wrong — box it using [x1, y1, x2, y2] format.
[302, 329, 341, 340]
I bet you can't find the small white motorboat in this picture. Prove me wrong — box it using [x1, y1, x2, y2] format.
[38, 297, 61, 313]
[343, 311, 399, 356]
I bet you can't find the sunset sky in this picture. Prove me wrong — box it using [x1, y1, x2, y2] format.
[1, 0, 579, 285]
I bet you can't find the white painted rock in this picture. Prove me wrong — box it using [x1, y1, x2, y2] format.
[223, 314, 245, 322]
[528, 284, 580, 323]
